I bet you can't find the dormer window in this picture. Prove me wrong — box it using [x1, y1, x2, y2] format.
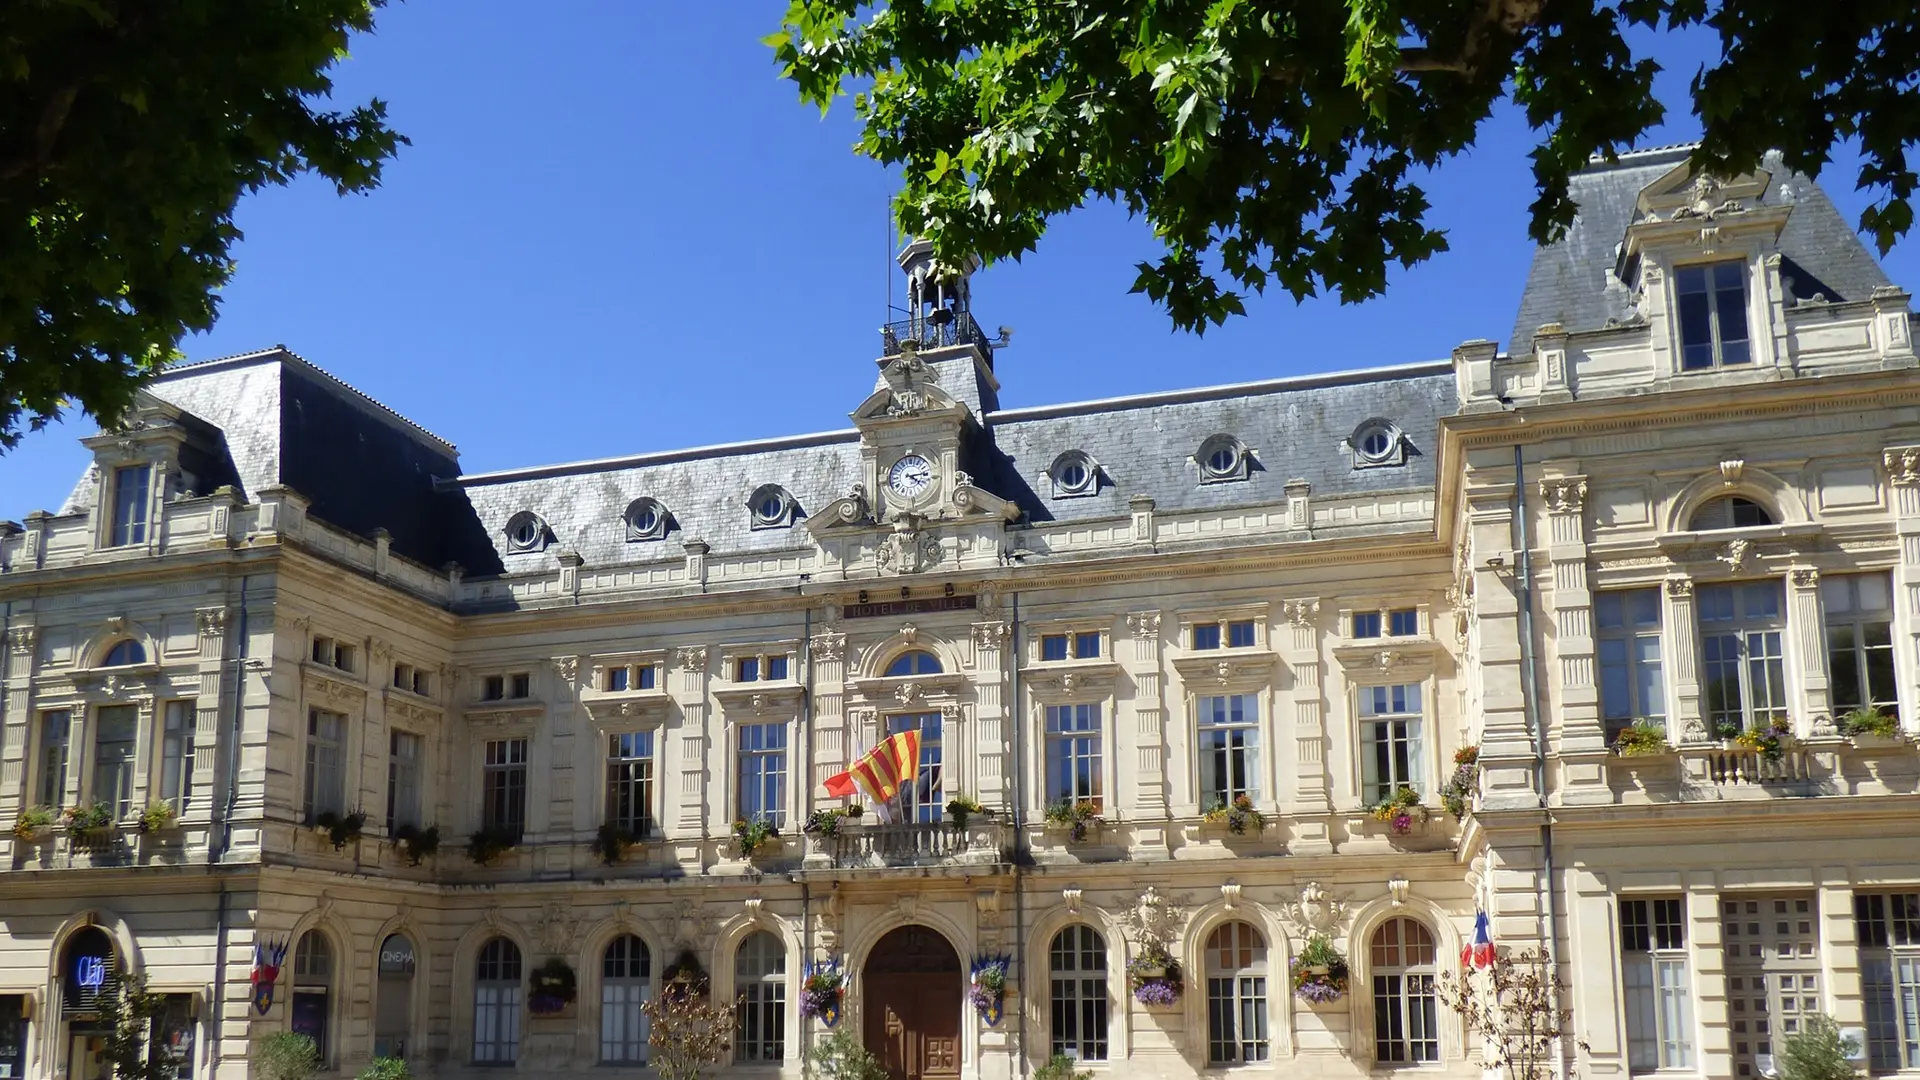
[1676, 261, 1751, 370]
[1347, 419, 1407, 469]
[101, 640, 145, 667]
[504, 511, 549, 554]
[1196, 435, 1251, 484]
[625, 498, 671, 542]
[108, 464, 151, 547]
[1690, 495, 1774, 530]
[1048, 451, 1100, 498]
[748, 485, 799, 530]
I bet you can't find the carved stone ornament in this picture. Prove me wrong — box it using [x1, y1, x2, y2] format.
[899, 623, 919, 644]
[1281, 599, 1320, 627]
[1538, 477, 1588, 513]
[1812, 713, 1838, 737]
[811, 631, 847, 662]
[972, 622, 1009, 650]
[1719, 458, 1746, 487]
[1885, 446, 1920, 487]
[877, 524, 943, 574]
[195, 608, 229, 636]
[534, 901, 579, 955]
[1681, 717, 1710, 744]
[896, 894, 919, 922]
[1220, 882, 1242, 910]
[894, 682, 922, 706]
[743, 897, 764, 921]
[675, 646, 708, 672]
[1281, 882, 1350, 938]
[1063, 888, 1083, 913]
[1126, 610, 1162, 638]
[1120, 887, 1184, 950]
[1387, 874, 1411, 907]
[551, 655, 579, 683]
[1718, 539, 1754, 575]
[1665, 578, 1694, 599]
[1790, 567, 1821, 589]
[976, 587, 999, 615]
[670, 901, 718, 950]
[5, 626, 37, 656]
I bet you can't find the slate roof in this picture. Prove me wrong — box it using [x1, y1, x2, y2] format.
[1509, 146, 1891, 351]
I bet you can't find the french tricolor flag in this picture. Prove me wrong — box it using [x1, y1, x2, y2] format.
[1461, 911, 1494, 968]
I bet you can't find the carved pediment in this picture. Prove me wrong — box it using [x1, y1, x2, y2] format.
[805, 483, 874, 537]
[1023, 660, 1123, 702]
[302, 665, 368, 707]
[846, 672, 967, 709]
[853, 353, 969, 423]
[464, 704, 546, 727]
[712, 682, 805, 717]
[582, 691, 672, 725]
[382, 691, 443, 726]
[1331, 639, 1440, 679]
[1637, 163, 1772, 219]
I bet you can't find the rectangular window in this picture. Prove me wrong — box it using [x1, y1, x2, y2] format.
[149, 993, 197, 1080]
[1044, 704, 1103, 811]
[1387, 608, 1419, 637]
[109, 464, 151, 547]
[510, 673, 531, 699]
[1197, 694, 1259, 808]
[1677, 261, 1752, 370]
[412, 670, 430, 696]
[1622, 897, 1694, 1072]
[1227, 620, 1256, 648]
[482, 738, 528, 838]
[603, 664, 655, 692]
[1074, 631, 1101, 659]
[1192, 624, 1221, 651]
[606, 731, 655, 836]
[312, 637, 333, 665]
[305, 709, 346, 823]
[161, 700, 195, 810]
[39, 709, 71, 808]
[1724, 895, 1823, 1080]
[1194, 621, 1254, 650]
[737, 657, 760, 682]
[1352, 612, 1382, 639]
[634, 665, 654, 690]
[1699, 580, 1788, 733]
[93, 705, 138, 818]
[737, 723, 787, 828]
[482, 675, 505, 701]
[767, 655, 787, 680]
[1360, 684, 1424, 803]
[887, 712, 944, 822]
[1598, 588, 1666, 742]
[387, 730, 422, 830]
[608, 666, 629, 691]
[1826, 573, 1899, 720]
[333, 643, 355, 673]
[1857, 891, 1920, 1073]
[392, 663, 411, 690]
[0, 994, 27, 1080]
[1041, 634, 1069, 661]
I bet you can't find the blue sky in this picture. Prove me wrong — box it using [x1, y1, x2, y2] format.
[4, 4, 1916, 516]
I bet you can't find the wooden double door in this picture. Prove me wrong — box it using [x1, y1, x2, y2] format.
[863, 925, 962, 1080]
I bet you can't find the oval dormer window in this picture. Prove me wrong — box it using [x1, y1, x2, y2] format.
[504, 511, 548, 553]
[1196, 434, 1249, 483]
[748, 485, 799, 530]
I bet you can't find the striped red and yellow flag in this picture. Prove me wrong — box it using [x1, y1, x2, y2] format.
[823, 729, 921, 805]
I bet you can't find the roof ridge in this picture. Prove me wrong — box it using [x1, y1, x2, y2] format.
[157, 345, 459, 457]
[986, 358, 1455, 423]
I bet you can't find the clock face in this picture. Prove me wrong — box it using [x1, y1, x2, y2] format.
[888, 454, 935, 499]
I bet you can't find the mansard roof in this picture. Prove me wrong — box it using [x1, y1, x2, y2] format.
[1509, 145, 1891, 351]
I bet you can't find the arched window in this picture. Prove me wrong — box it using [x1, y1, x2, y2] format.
[1371, 918, 1439, 1065]
[291, 932, 332, 1061]
[375, 934, 416, 1059]
[1196, 434, 1250, 483]
[884, 650, 942, 677]
[1689, 495, 1775, 531]
[601, 935, 652, 1064]
[1050, 926, 1109, 1061]
[101, 639, 144, 666]
[1205, 921, 1269, 1064]
[734, 931, 786, 1062]
[503, 511, 547, 554]
[474, 937, 522, 1064]
[61, 927, 116, 1016]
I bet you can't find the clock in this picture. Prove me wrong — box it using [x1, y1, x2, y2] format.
[887, 454, 935, 499]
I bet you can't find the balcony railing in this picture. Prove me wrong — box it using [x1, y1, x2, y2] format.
[881, 311, 993, 356]
[818, 821, 1004, 870]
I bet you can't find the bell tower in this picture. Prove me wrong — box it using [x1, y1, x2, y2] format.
[879, 239, 1001, 416]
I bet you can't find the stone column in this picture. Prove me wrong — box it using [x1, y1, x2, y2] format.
[1884, 446, 1920, 733]
[970, 621, 1009, 810]
[544, 655, 581, 867]
[1125, 610, 1168, 850]
[809, 628, 849, 797]
[1664, 578, 1704, 742]
[1279, 599, 1329, 851]
[1, 626, 37, 824]
[1463, 456, 1535, 810]
[674, 647, 710, 836]
[1786, 568, 1831, 732]
[1540, 476, 1603, 753]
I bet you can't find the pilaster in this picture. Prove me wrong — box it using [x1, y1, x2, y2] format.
[1278, 598, 1330, 851]
[1124, 610, 1168, 841]
[546, 655, 581, 852]
[1465, 467, 1537, 810]
[809, 628, 849, 803]
[1, 625, 37, 812]
[1664, 578, 1703, 742]
[969, 621, 1009, 810]
[189, 609, 227, 825]
[674, 646, 710, 834]
[1786, 568, 1830, 732]
[1884, 446, 1920, 734]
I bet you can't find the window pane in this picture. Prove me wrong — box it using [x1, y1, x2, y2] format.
[1192, 624, 1221, 650]
[1042, 635, 1067, 661]
[93, 706, 138, 817]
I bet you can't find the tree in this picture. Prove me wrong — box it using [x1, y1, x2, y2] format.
[93, 972, 173, 1080]
[769, 1, 1920, 332]
[1436, 947, 1582, 1080]
[807, 1028, 888, 1080]
[0, 1, 405, 448]
[253, 1032, 321, 1080]
[642, 973, 739, 1080]
[1777, 1013, 1861, 1080]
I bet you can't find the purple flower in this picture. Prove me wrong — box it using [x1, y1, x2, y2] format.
[1133, 979, 1180, 1007]
[968, 983, 1003, 1012]
[1390, 811, 1414, 834]
[1295, 979, 1344, 1004]
[800, 986, 841, 1018]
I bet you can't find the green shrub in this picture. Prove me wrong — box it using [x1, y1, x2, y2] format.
[1033, 1055, 1093, 1080]
[1777, 1013, 1860, 1080]
[254, 1032, 320, 1080]
[354, 1057, 413, 1080]
[808, 1028, 888, 1080]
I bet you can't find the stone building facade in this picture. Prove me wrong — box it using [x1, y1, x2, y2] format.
[3, 146, 1920, 1080]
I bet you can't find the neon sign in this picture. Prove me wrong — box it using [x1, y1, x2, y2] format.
[75, 955, 107, 990]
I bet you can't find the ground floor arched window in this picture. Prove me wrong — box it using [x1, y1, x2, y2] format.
[474, 937, 522, 1064]
[601, 935, 651, 1063]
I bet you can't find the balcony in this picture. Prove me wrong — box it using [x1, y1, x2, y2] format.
[802, 821, 1008, 875]
[880, 312, 994, 357]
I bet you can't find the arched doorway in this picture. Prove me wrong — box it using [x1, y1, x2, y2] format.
[862, 926, 961, 1080]
[59, 928, 117, 1080]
